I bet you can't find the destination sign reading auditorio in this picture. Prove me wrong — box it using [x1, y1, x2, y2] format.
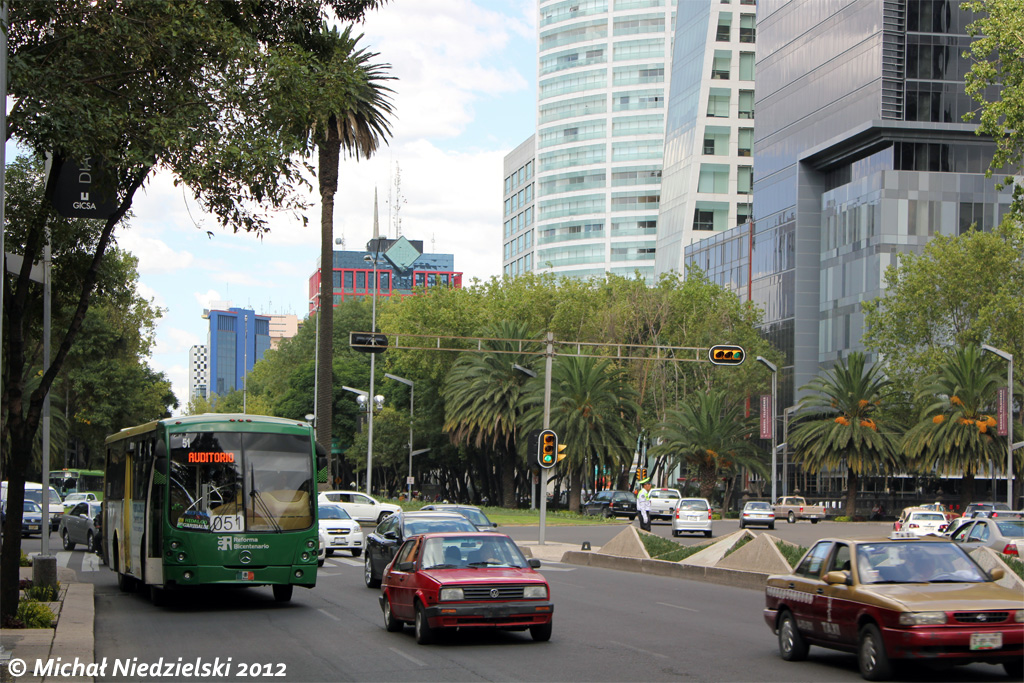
[187, 451, 236, 464]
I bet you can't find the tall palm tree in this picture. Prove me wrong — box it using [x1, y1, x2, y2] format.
[441, 322, 538, 507]
[650, 390, 763, 503]
[308, 26, 394, 455]
[521, 355, 640, 513]
[789, 352, 903, 517]
[903, 345, 1006, 510]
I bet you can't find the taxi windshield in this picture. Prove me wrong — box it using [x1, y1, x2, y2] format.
[856, 542, 986, 584]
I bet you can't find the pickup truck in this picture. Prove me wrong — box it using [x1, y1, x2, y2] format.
[648, 488, 682, 521]
[772, 496, 827, 524]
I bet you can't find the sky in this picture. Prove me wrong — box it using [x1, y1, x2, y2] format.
[111, 0, 538, 411]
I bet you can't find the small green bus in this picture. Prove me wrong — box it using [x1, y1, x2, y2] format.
[103, 414, 323, 604]
[51, 468, 106, 500]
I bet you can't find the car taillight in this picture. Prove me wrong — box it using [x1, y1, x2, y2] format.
[799, 506, 803, 513]
[909, 523, 919, 528]
[675, 509, 681, 519]
[1003, 543, 1018, 556]
[707, 509, 712, 520]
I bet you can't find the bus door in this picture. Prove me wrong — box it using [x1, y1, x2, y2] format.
[145, 437, 165, 587]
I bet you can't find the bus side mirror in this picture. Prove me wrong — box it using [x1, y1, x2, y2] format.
[154, 439, 168, 475]
[315, 443, 328, 474]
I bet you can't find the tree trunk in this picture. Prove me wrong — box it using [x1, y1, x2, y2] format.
[960, 470, 976, 512]
[846, 467, 858, 518]
[697, 460, 718, 501]
[501, 450, 516, 508]
[569, 467, 583, 513]
[316, 124, 340, 460]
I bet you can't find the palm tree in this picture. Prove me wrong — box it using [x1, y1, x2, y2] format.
[441, 322, 538, 507]
[903, 345, 1006, 510]
[521, 355, 640, 513]
[650, 390, 763, 504]
[789, 352, 903, 517]
[308, 26, 394, 455]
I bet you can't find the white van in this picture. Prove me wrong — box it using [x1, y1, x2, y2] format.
[1, 481, 64, 531]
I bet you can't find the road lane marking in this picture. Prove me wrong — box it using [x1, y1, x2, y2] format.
[318, 608, 340, 621]
[389, 648, 425, 667]
[335, 558, 363, 567]
[81, 552, 100, 572]
[609, 641, 669, 659]
[656, 601, 698, 612]
[316, 572, 344, 577]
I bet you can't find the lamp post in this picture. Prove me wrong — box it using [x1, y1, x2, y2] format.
[981, 344, 1014, 508]
[384, 373, 415, 501]
[343, 385, 383, 492]
[757, 356, 778, 502]
[782, 405, 799, 497]
[364, 252, 381, 496]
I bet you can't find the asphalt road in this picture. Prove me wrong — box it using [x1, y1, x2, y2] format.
[21, 527, 1015, 683]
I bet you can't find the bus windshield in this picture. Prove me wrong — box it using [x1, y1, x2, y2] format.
[167, 431, 313, 533]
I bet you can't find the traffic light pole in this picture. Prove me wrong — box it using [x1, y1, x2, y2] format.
[540, 332, 553, 545]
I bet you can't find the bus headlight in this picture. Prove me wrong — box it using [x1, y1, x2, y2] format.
[301, 552, 310, 562]
[295, 570, 303, 578]
[170, 541, 181, 550]
[306, 539, 316, 549]
[177, 552, 187, 562]
[440, 587, 464, 601]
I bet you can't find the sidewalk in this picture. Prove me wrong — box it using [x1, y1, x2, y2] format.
[0, 565, 95, 683]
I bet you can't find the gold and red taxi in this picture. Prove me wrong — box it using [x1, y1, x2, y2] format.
[764, 534, 1023, 681]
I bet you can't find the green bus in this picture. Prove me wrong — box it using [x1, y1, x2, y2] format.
[103, 414, 323, 604]
[51, 468, 106, 500]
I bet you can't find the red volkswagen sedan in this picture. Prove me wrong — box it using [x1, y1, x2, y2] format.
[764, 535, 1023, 680]
[378, 532, 553, 644]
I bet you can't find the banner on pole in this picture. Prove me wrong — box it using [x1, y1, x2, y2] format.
[760, 394, 773, 439]
[997, 386, 1008, 436]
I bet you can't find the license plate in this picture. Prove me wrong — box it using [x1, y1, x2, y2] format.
[334, 537, 347, 544]
[28, 525, 39, 530]
[236, 571, 255, 581]
[970, 632, 1002, 650]
[687, 515, 702, 521]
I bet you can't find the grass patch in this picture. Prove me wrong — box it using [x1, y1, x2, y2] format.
[723, 534, 752, 559]
[20, 550, 32, 567]
[638, 531, 713, 562]
[832, 515, 851, 522]
[775, 540, 809, 568]
[1000, 553, 1024, 580]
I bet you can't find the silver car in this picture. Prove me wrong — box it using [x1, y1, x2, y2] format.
[672, 498, 713, 538]
[739, 500, 775, 529]
[58, 501, 102, 551]
[947, 517, 1023, 557]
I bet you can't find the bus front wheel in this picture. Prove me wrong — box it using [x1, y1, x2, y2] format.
[273, 584, 293, 602]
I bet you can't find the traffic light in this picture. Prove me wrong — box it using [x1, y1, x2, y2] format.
[538, 429, 557, 469]
[556, 444, 568, 463]
[350, 331, 389, 353]
[708, 344, 745, 365]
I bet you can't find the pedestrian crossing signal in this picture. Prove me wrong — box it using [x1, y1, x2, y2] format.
[708, 345, 745, 365]
[538, 430, 557, 469]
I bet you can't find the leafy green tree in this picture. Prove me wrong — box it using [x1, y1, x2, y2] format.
[1, 0, 389, 624]
[862, 226, 1024, 396]
[963, 0, 1024, 218]
[522, 355, 640, 512]
[789, 353, 904, 517]
[441, 322, 539, 508]
[650, 390, 763, 505]
[903, 345, 1009, 509]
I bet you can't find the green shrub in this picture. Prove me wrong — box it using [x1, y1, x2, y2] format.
[20, 550, 32, 567]
[15, 599, 55, 629]
[1000, 553, 1023, 580]
[638, 531, 713, 562]
[723, 535, 752, 558]
[775, 540, 809, 568]
[25, 582, 60, 602]
[833, 515, 851, 522]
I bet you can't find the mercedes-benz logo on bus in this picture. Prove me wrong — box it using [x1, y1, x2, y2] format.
[240, 550, 252, 564]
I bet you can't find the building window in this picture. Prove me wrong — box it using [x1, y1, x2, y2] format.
[694, 209, 715, 231]
[738, 127, 753, 156]
[703, 126, 730, 155]
[707, 88, 730, 117]
[739, 14, 755, 43]
[712, 50, 731, 79]
[716, 13, 732, 41]
[738, 89, 754, 118]
[737, 202, 752, 224]
[738, 165, 753, 194]
[739, 52, 755, 81]
[698, 163, 730, 193]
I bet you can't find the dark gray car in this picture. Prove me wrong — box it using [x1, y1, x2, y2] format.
[58, 501, 102, 552]
[363, 511, 478, 588]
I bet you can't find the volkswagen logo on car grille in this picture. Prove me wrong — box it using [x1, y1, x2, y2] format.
[240, 550, 252, 564]
[490, 588, 500, 598]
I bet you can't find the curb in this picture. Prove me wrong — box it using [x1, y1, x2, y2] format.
[46, 583, 94, 683]
[562, 550, 769, 590]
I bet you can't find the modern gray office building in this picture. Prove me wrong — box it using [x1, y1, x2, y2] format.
[684, 0, 1015, 409]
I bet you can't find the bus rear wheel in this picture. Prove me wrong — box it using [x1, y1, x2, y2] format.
[273, 584, 293, 602]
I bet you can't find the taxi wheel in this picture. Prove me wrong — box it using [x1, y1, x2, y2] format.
[414, 602, 435, 644]
[364, 554, 381, 588]
[858, 623, 892, 681]
[62, 528, 76, 551]
[777, 611, 808, 661]
[382, 594, 404, 632]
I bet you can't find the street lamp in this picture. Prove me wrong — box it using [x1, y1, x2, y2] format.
[343, 385, 383, 492]
[981, 344, 1014, 508]
[384, 373, 415, 501]
[365, 252, 381, 496]
[757, 356, 778, 502]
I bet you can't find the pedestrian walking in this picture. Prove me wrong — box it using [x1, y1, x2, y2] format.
[636, 478, 653, 532]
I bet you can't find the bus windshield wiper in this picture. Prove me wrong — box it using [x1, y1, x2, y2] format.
[250, 468, 281, 532]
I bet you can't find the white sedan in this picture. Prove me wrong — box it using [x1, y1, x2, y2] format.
[318, 504, 365, 557]
[317, 490, 401, 524]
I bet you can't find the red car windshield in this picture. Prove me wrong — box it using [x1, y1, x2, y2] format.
[421, 536, 529, 569]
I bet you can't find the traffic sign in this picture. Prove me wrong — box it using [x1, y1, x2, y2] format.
[708, 344, 745, 365]
[350, 331, 389, 353]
